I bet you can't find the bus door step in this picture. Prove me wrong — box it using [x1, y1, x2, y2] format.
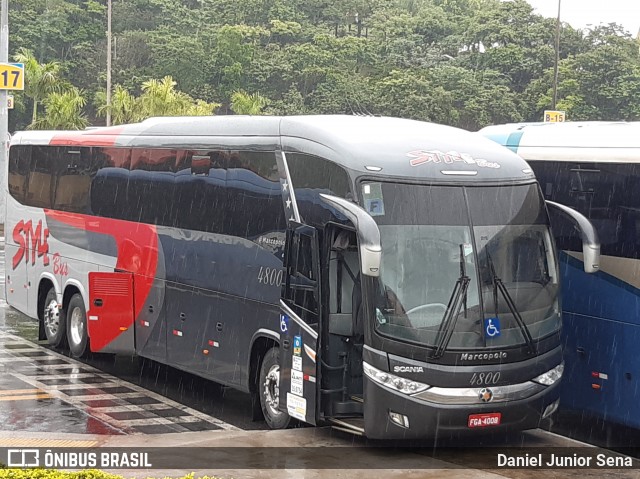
[333, 400, 363, 415]
[329, 417, 365, 436]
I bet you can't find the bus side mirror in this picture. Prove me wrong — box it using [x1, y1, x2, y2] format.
[319, 194, 382, 277]
[546, 201, 600, 273]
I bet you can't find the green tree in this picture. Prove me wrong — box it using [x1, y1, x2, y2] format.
[14, 48, 65, 126]
[33, 88, 88, 130]
[95, 85, 138, 125]
[136, 76, 220, 119]
[230, 90, 269, 114]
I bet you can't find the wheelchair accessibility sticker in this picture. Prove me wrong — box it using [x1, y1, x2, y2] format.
[484, 317, 501, 338]
[280, 314, 289, 333]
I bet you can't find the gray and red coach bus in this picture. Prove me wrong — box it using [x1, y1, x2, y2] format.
[4, 115, 598, 439]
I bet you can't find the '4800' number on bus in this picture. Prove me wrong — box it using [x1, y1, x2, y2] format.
[257, 267, 283, 286]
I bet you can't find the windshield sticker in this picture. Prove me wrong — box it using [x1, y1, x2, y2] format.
[463, 243, 473, 257]
[484, 317, 501, 338]
[407, 150, 500, 169]
[362, 182, 385, 216]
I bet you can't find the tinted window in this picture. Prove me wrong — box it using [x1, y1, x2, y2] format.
[531, 161, 640, 259]
[53, 147, 93, 213]
[225, 151, 285, 239]
[11, 145, 286, 242]
[173, 150, 226, 233]
[287, 153, 351, 198]
[362, 182, 468, 226]
[26, 146, 57, 208]
[466, 184, 547, 226]
[7, 145, 30, 202]
[128, 149, 182, 225]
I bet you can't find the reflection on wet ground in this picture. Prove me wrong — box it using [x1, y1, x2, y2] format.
[0, 331, 240, 435]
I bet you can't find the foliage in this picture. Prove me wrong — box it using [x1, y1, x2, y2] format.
[13, 47, 65, 126]
[230, 90, 269, 114]
[32, 88, 89, 129]
[6, 0, 640, 130]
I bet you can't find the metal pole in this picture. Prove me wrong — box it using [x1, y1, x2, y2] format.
[106, 0, 112, 126]
[552, 0, 561, 110]
[0, 0, 9, 224]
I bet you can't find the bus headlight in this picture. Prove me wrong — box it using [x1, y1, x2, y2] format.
[532, 363, 564, 386]
[363, 361, 430, 395]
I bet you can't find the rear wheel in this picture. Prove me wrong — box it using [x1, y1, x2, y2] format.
[66, 293, 89, 358]
[259, 347, 291, 429]
[42, 287, 66, 348]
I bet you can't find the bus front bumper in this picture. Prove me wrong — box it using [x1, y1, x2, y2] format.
[363, 375, 560, 440]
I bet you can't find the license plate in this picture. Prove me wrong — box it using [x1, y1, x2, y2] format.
[468, 412, 501, 428]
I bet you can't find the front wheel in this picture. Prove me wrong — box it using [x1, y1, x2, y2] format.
[259, 347, 291, 430]
[66, 293, 89, 358]
[42, 287, 66, 349]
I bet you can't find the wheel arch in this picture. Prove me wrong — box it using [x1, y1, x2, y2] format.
[37, 274, 59, 341]
[62, 280, 86, 337]
[248, 329, 280, 393]
[62, 279, 87, 309]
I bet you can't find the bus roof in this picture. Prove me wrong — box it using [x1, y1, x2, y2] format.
[11, 115, 533, 182]
[479, 121, 640, 163]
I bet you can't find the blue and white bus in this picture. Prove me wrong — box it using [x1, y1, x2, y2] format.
[480, 121, 640, 428]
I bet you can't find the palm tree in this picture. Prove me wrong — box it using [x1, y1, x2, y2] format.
[230, 90, 269, 115]
[13, 48, 64, 126]
[137, 76, 185, 118]
[136, 76, 219, 119]
[32, 88, 88, 130]
[95, 85, 137, 125]
[183, 99, 221, 116]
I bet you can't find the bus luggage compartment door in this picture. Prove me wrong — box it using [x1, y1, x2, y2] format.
[87, 271, 135, 354]
[279, 223, 321, 425]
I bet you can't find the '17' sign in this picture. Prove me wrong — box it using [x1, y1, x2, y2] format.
[12, 220, 50, 269]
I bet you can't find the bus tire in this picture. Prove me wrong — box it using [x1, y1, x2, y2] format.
[42, 287, 67, 349]
[66, 293, 89, 358]
[259, 347, 291, 430]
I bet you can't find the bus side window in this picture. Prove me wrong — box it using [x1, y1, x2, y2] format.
[225, 151, 285, 241]
[174, 149, 226, 233]
[128, 148, 179, 226]
[27, 146, 58, 208]
[8, 145, 30, 203]
[90, 148, 131, 220]
[53, 147, 93, 213]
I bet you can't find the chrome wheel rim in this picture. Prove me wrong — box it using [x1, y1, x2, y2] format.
[44, 299, 60, 337]
[263, 364, 280, 416]
[69, 306, 85, 346]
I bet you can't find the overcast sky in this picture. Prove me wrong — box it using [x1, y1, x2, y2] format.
[525, 0, 640, 36]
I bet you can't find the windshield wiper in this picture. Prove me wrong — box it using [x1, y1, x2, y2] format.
[486, 250, 537, 355]
[431, 244, 470, 359]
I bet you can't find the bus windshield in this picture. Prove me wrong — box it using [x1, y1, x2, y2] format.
[362, 182, 560, 351]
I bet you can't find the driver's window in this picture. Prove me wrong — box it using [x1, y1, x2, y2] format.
[286, 230, 319, 324]
[295, 234, 316, 281]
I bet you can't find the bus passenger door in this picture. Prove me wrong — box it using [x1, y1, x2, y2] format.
[279, 223, 321, 426]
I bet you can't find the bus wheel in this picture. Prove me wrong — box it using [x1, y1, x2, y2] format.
[259, 347, 291, 429]
[43, 287, 67, 348]
[66, 294, 89, 358]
